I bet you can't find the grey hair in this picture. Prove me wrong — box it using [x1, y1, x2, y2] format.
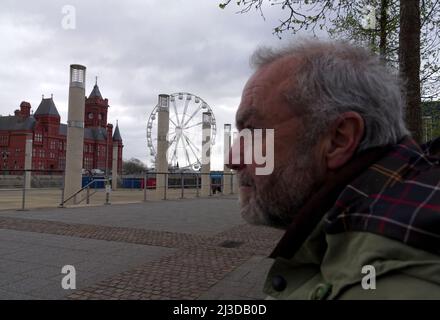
[250, 40, 409, 152]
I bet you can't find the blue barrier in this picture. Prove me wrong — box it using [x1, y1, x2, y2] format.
[122, 178, 142, 189]
[81, 176, 105, 188]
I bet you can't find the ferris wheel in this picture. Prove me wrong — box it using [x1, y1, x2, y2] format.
[146, 92, 217, 171]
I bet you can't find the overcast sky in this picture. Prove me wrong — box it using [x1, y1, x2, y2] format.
[0, 0, 322, 170]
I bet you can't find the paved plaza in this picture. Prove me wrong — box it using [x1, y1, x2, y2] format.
[0, 196, 283, 299]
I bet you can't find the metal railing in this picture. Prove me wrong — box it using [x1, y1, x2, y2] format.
[59, 177, 109, 207]
[0, 169, 64, 211]
[135, 172, 236, 200]
[0, 170, 237, 211]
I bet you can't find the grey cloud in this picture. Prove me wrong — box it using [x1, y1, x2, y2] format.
[0, 0, 299, 169]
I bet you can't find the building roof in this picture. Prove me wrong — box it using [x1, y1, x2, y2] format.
[59, 124, 108, 141]
[34, 97, 60, 117]
[0, 115, 36, 131]
[112, 124, 122, 141]
[88, 84, 103, 99]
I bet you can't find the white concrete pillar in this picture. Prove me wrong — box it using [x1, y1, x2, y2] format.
[232, 172, 238, 194]
[223, 124, 232, 195]
[112, 142, 118, 190]
[64, 64, 86, 204]
[155, 94, 169, 200]
[201, 112, 211, 197]
[24, 133, 32, 189]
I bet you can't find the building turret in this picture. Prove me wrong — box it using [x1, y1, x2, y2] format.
[112, 122, 123, 174]
[85, 77, 109, 128]
[34, 95, 60, 136]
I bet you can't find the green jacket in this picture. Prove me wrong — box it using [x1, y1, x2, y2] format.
[263, 219, 440, 300]
[264, 138, 440, 300]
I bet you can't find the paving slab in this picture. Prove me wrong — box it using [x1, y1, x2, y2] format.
[0, 196, 284, 300]
[0, 229, 176, 299]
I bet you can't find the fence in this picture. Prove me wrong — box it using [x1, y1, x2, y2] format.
[0, 170, 237, 211]
[422, 101, 440, 143]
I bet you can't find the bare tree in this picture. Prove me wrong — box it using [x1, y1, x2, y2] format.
[220, 0, 440, 141]
[399, 0, 422, 142]
[122, 158, 147, 174]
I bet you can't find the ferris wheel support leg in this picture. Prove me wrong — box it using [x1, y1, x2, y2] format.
[155, 94, 170, 201]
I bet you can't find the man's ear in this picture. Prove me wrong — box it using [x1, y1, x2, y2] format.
[325, 112, 365, 170]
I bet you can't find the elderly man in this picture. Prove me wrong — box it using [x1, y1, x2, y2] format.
[228, 40, 440, 299]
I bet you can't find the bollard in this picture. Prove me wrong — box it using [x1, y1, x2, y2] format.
[209, 173, 212, 196]
[196, 173, 199, 197]
[181, 172, 184, 199]
[86, 185, 90, 204]
[59, 174, 65, 208]
[143, 172, 147, 202]
[105, 179, 111, 205]
[163, 173, 167, 200]
[231, 173, 234, 194]
[20, 170, 27, 211]
[230, 172, 234, 194]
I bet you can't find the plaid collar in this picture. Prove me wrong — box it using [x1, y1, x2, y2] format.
[270, 136, 440, 259]
[325, 137, 440, 255]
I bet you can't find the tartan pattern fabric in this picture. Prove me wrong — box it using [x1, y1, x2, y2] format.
[324, 137, 440, 255]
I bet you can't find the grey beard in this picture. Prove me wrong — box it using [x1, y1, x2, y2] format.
[239, 151, 325, 229]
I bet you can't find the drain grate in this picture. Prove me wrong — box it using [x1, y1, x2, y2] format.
[218, 240, 243, 248]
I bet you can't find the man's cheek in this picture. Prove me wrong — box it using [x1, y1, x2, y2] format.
[253, 175, 269, 191]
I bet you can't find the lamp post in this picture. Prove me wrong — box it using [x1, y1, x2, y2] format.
[223, 124, 232, 195]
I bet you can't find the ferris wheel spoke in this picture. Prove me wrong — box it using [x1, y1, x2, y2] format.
[181, 97, 191, 125]
[172, 99, 181, 126]
[184, 121, 202, 130]
[184, 133, 201, 154]
[183, 134, 200, 164]
[182, 105, 202, 128]
[181, 138, 192, 167]
[169, 118, 178, 128]
[168, 135, 177, 148]
[172, 135, 181, 161]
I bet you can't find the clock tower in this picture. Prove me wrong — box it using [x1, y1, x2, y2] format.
[84, 77, 109, 128]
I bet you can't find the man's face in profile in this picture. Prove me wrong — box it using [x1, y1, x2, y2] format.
[230, 57, 327, 228]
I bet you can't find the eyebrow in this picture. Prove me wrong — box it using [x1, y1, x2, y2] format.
[235, 108, 263, 129]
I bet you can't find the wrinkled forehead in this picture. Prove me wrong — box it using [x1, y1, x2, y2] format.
[235, 56, 300, 127]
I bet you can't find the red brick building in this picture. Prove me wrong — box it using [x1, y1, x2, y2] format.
[0, 82, 123, 174]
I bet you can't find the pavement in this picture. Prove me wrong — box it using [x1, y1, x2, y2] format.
[0, 196, 284, 300]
